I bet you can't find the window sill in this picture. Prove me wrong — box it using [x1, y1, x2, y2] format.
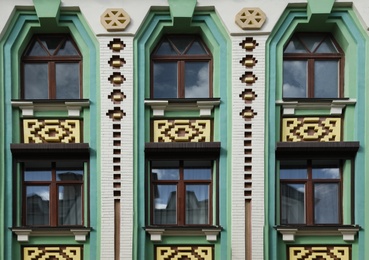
[145, 98, 220, 117]
[145, 226, 222, 242]
[276, 225, 360, 242]
[11, 99, 90, 117]
[276, 98, 356, 115]
[11, 227, 91, 242]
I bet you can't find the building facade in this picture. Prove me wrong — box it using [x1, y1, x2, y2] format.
[0, 0, 368, 259]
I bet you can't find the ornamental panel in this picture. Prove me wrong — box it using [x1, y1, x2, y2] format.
[156, 246, 213, 260]
[23, 246, 82, 260]
[23, 119, 81, 143]
[282, 117, 341, 142]
[153, 119, 211, 142]
[289, 246, 350, 260]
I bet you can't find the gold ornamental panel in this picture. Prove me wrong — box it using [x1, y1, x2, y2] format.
[23, 246, 82, 260]
[23, 119, 81, 143]
[156, 246, 213, 260]
[289, 246, 350, 260]
[153, 119, 211, 142]
[282, 117, 341, 142]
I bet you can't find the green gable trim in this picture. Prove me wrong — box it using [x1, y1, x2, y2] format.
[266, 8, 368, 260]
[134, 10, 230, 260]
[0, 10, 99, 260]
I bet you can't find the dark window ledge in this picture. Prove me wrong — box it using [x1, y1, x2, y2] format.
[145, 142, 221, 159]
[276, 141, 359, 159]
[11, 227, 91, 242]
[145, 225, 222, 242]
[275, 225, 360, 242]
[11, 143, 90, 159]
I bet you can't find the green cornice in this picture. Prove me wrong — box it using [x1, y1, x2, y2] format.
[168, 0, 197, 28]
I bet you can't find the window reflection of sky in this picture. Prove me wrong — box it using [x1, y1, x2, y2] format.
[184, 62, 209, 98]
[24, 63, 49, 99]
[153, 62, 177, 98]
[283, 60, 307, 98]
[56, 63, 80, 99]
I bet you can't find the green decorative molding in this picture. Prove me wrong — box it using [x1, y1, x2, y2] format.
[33, 0, 61, 27]
[307, 0, 335, 22]
[168, 0, 197, 27]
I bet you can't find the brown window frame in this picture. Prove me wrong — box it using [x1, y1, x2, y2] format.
[280, 159, 343, 226]
[22, 160, 85, 227]
[150, 160, 214, 226]
[150, 35, 213, 99]
[283, 33, 344, 99]
[21, 34, 82, 100]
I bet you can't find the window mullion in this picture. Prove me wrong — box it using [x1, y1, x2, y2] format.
[178, 61, 185, 98]
[49, 62, 56, 99]
[50, 164, 57, 226]
[178, 163, 184, 225]
[306, 163, 313, 225]
[308, 59, 314, 98]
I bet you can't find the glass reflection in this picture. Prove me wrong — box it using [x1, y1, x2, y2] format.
[281, 183, 305, 224]
[24, 63, 48, 99]
[312, 160, 340, 179]
[283, 60, 307, 98]
[56, 63, 80, 99]
[153, 62, 177, 98]
[186, 185, 209, 224]
[153, 185, 177, 224]
[58, 185, 82, 225]
[314, 183, 339, 224]
[184, 62, 209, 98]
[314, 60, 338, 98]
[26, 186, 50, 225]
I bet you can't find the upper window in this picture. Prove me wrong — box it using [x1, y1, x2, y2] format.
[23, 160, 84, 227]
[151, 35, 212, 99]
[283, 33, 343, 99]
[21, 34, 82, 99]
[151, 160, 212, 226]
[280, 159, 342, 225]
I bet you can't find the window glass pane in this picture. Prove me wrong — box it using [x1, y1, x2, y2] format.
[314, 183, 339, 224]
[284, 36, 308, 53]
[56, 40, 79, 56]
[315, 38, 338, 53]
[39, 36, 63, 55]
[26, 186, 50, 225]
[281, 183, 305, 224]
[26, 41, 48, 56]
[187, 40, 207, 55]
[24, 63, 48, 99]
[153, 185, 177, 224]
[314, 60, 338, 98]
[186, 184, 209, 224]
[283, 60, 307, 98]
[153, 62, 177, 98]
[184, 62, 209, 98]
[312, 160, 340, 179]
[58, 185, 82, 225]
[152, 168, 179, 180]
[55, 63, 80, 99]
[280, 161, 307, 179]
[170, 36, 193, 54]
[24, 162, 52, 181]
[155, 40, 177, 55]
[300, 34, 324, 52]
[184, 168, 211, 180]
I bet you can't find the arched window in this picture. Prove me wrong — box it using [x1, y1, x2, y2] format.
[151, 35, 212, 99]
[21, 34, 82, 99]
[283, 33, 344, 98]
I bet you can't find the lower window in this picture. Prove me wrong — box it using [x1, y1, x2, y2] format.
[280, 159, 342, 225]
[151, 160, 212, 226]
[23, 161, 84, 226]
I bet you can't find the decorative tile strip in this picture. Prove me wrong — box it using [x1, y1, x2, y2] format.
[153, 119, 211, 142]
[289, 246, 350, 260]
[23, 119, 80, 143]
[156, 246, 213, 260]
[282, 117, 341, 142]
[23, 246, 82, 260]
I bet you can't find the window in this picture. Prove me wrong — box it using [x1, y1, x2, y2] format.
[21, 34, 82, 99]
[283, 33, 343, 98]
[151, 35, 212, 99]
[280, 159, 342, 225]
[151, 160, 212, 226]
[23, 161, 84, 226]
